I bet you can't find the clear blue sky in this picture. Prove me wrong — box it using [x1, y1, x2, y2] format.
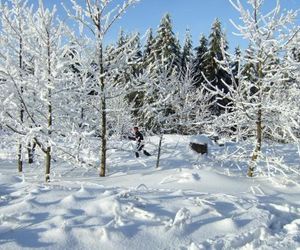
[21, 0, 300, 50]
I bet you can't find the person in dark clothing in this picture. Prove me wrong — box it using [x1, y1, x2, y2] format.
[128, 127, 151, 158]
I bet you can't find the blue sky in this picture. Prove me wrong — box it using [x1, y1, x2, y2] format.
[24, 0, 300, 50]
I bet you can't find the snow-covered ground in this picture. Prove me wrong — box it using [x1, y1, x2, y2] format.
[0, 135, 300, 249]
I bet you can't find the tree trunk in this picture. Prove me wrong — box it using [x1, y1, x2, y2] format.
[27, 142, 36, 164]
[100, 101, 107, 177]
[248, 107, 262, 177]
[156, 135, 163, 168]
[248, 39, 263, 177]
[45, 32, 52, 182]
[77, 107, 84, 160]
[98, 41, 107, 177]
[18, 35, 24, 173]
[18, 143, 23, 172]
[45, 146, 51, 182]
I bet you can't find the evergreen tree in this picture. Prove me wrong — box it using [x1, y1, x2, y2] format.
[122, 32, 144, 121]
[143, 28, 155, 69]
[206, 18, 231, 114]
[231, 47, 241, 87]
[151, 13, 181, 75]
[192, 34, 209, 88]
[181, 29, 193, 76]
[130, 33, 143, 77]
[114, 30, 143, 84]
[141, 14, 181, 130]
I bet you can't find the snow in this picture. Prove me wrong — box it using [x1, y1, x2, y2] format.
[0, 135, 300, 249]
[190, 134, 214, 146]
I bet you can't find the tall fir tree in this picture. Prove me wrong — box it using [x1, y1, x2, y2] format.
[206, 18, 231, 115]
[231, 46, 241, 87]
[143, 28, 155, 69]
[122, 32, 144, 122]
[141, 14, 181, 130]
[181, 29, 193, 77]
[114, 30, 143, 84]
[192, 34, 209, 88]
[151, 13, 181, 75]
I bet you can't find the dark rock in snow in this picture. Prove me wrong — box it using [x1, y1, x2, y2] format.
[189, 142, 208, 154]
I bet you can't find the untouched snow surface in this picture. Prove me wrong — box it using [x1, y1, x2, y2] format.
[0, 135, 300, 249]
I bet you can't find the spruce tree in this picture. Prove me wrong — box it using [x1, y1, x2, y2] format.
[231, 47, 241, 87]
[181, 29, 193, 77]
[151, 13, 181, 74]
[124, 32, 144, 121]
[141, 14, 181, 130]
[143, 28, 155, 69]
[193, 34, 209, 88]
[114, 30, 143, 84]
[206, 18, 230, 114]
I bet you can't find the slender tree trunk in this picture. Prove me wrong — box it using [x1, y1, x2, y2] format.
[248, 35, 263, 177]
[77, 107, 84, 159]
[28, 144, 33, 164]
[45, 32, 52, 182]
[98, 39, 107, 177]
[17, 142, 23, 172]
[18, 34, 24, 172]
[100, 94, 107, 177]
[27, 142, 36, 164]
[45, 146, 51, 182]
[248, 107, 262, 177]
[156, 134, 163, 168]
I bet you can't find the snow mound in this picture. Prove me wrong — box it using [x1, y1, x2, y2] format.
[173, 207, 191, 227]
[160, 171, 200, 184]
[0, 174, 23, 184]
[284, 219, 300, 234]
[190, 134, 214, 146]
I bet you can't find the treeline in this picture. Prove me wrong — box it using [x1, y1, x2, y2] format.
[0, 0, 299, 180]
[104, 14, 238, 129]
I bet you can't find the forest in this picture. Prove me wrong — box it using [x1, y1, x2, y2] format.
[1, 0, 299, 181]
[0, 1, 300, 249]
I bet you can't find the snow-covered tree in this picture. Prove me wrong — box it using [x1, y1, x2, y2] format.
[0, 0, 75, 182]
[181, 29, 194, 77]
[172, 63, 213, 135]
[206, 18, 231, 115]
[140, 59, 213, 167]
[65, 0, 140, 177]
[192, 34, 209, 88]
[0, 0, 33, 172]
[151, 13, 181, 75]
[211, 0, 300, 177]
[143, 28, 155, 69]
[26, 1, 72, 182]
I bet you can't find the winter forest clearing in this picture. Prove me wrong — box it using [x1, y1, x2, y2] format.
[0, 135, 299, 249]
[0, 0, 300, 249]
